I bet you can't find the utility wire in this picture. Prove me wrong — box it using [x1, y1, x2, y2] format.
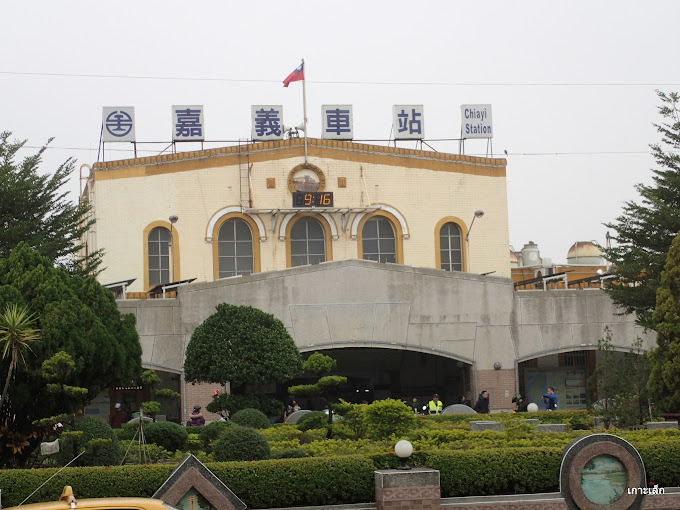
[1, 71, 679, 87]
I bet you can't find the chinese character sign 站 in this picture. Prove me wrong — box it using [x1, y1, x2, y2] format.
[172, 105, 205, 141]
[251, 105, 284, 141]
[102, 107, 136, 142]
[392, 105, 424, 140]
[321, 105, 353, 140]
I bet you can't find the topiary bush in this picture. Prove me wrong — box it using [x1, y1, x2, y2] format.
[200, 420, 235, 453]
[364, 398, 416, 439]
[297, 411, 328, 431]
[231, 408, 271, 429]
[143, 421, 189, 452]
[213, 425, 271, 461]
[55, 415, 122, 466]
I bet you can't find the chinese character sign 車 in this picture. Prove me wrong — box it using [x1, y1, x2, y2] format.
[102, 107, 136, 142]
[172, 105, 205, 141]
[251, 105, 284, 141]
[392, 105, 424, 140]
[322, 105, 353, 140]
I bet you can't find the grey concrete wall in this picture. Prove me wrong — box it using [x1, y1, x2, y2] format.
[116, 259, 655, 374]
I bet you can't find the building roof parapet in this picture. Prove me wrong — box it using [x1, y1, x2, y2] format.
[91, 137, 507, 171]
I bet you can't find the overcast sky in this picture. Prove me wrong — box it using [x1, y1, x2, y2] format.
[3, 1, 679, 263]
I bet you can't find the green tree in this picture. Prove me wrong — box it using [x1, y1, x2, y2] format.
[588, 327, 651, 427]
[602, 91, 680, 329]
[0, 131, 101, 274]
[288, 352, 348, 432]
[184, 304, 303, 414]
[649, 232, 680, 412]
[0, 243, 142, 467]
[0, 304, 40, 413]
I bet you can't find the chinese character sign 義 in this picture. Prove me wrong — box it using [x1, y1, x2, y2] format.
[102, 107, 136, 142]
[392, 105, 424, 140]
[172, 105, 205, 141]
[321, 105, 353, 140]
[461, 104, 493, 139]
[251, 105, 284, 141]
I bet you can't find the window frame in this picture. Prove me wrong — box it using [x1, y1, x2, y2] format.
[212, 213, 261, 279]
[285, 213, 333, 268]
[357, 211, 404, 264]
[143, 220, 181, 291]
[434, 217, 468, 272]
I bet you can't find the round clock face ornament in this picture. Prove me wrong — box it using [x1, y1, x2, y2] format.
[288, 163, 326, 193]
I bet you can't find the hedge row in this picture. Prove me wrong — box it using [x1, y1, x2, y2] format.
[3, 442, 680, 508]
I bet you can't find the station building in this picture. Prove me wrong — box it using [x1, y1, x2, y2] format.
[81, 137, 653, 423]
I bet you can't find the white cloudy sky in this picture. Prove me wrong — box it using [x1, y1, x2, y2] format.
[2, 1, 678, 263]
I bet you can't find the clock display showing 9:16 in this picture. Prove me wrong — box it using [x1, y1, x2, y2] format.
[292, 191, 334, 207]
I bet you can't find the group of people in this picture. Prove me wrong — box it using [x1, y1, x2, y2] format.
[406, 386, 558, 416]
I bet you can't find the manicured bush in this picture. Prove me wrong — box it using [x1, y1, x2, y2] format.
[271, 448, 307, 459]
[55, 415, 122, 466]
[213, 426, 271, 461]
[199, 420, 235, 453]
[207, 393, 285, 417]
[297, 411, 327, 431]
[231, 408, 271, 429]
[143, 421, 189, 452]
[364, 398, 416, 439]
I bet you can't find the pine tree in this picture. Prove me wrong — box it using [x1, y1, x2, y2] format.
[0, 131, 100, 274]
[602, 91, 680, 329]
[649, 232, 680, 412]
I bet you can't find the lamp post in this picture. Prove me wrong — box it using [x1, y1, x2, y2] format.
[168, 215, 178, 283]
[465, 210, 484, 272]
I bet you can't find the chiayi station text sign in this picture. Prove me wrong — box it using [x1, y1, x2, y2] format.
[102, 104, 493, 143]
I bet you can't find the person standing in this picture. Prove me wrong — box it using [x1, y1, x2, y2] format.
[428, 394, 443, 415]
[109, 402, 128, 429]
[188, 404, 205, 426]
[512, 394, 529, 413]
[409, 396, 421, 414]
[543, 387, 558, 411]
[474, 390, 491, 414]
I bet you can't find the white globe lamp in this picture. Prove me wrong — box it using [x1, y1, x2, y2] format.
[394, 439, 414, 470]
[527, 402, 539, 413]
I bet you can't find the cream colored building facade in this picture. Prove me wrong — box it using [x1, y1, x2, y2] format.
[84, 137, 510, 291]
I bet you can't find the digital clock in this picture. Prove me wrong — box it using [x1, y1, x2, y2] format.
[292, 191, 334, 207]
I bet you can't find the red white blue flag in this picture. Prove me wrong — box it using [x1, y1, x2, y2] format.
[283, 62, 304, 87]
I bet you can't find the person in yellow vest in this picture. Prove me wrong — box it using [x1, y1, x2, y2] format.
[428, 393, 443, 415]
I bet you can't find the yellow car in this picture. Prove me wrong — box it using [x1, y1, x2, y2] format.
[4, 486, 181, 510]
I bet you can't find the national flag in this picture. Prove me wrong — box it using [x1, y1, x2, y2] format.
[283, 63, 304, 87]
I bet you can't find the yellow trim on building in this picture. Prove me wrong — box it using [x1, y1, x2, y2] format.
[142, 220, 181, 291]
[356, 210, 405, 265]
[211, 213, 262, 279]
[434, 216, 468, 272]
[285, 213, 334, 268]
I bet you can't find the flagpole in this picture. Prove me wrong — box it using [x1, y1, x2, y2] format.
[301, 58, 308, 165]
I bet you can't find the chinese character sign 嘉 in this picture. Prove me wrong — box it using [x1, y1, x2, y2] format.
[322, 105, 353, 140]
[251, 105, 284, 141]
[172, 105, 205, 141]
[102, 107, 136, 142]
[392, 105, 424, 140]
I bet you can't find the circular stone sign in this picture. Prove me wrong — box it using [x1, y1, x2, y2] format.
[560, 434, 646, 510]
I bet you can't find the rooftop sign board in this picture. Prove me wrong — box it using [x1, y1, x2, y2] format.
[461, 104, 492, 139]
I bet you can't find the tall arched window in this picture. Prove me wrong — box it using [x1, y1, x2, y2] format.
[362, 217, 396, 263]
[218, 218, 254, 277]
[440, 222, 463, 271]
[290, 217, 326, 266]
[148, 227, 171, 285]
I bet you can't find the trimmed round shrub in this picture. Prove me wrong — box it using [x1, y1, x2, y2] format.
[199, 420, 234, 452]
[297, 411, 327, 431]
[143, 421, 189, 452]
[213, 425, 271, 461]
[231, 408, 270, 429]
[55, 415, 122, 466]
[271, 448, 307, 459]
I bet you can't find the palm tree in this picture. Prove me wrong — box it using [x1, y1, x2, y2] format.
[0, 304, 40, 412]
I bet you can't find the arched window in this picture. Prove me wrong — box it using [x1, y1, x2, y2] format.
[290, 217, 326, 266]
[440, 222, 463, 271]
[217, 218, 254, 277]
[148, 227, 171, 285]
[362, 217, 396, 263]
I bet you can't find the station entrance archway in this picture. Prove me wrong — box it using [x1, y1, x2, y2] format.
[288, 347, 472, 410]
